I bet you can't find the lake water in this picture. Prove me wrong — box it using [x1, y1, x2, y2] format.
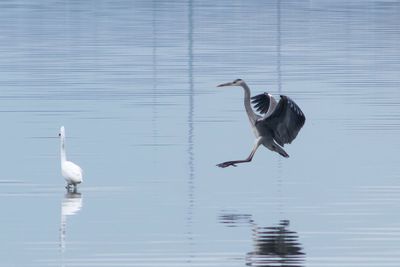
[0, 0, 400, 266]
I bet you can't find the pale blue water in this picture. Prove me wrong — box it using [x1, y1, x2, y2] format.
[1, 0, 400, 266]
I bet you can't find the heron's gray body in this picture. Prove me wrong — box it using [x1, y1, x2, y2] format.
[253, 126, 289, 159]
[217, 79, 305, 168]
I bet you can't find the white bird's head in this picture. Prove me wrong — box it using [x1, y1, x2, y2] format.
[217, 79, 245, 88]
[59, 126, 65, 138]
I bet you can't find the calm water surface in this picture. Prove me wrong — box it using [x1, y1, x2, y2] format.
[1, 0, 400, 266]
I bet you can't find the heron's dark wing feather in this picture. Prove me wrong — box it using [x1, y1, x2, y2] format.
[251, 93, 271, 114]
[260, 95, 305, 146]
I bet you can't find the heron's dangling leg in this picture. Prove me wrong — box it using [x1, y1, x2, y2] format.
[217, 137, 263, 168]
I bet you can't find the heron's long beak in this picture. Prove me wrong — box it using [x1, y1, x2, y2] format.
[217, 82, 234, 87]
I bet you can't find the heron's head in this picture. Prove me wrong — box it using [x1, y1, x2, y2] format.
[59, 126, 65, 138]
[217, 79, 244, 87]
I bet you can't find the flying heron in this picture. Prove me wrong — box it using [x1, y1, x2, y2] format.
[216, 79, 305, 168]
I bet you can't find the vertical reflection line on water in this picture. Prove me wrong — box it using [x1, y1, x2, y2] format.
[276, 0, 285, 217]
[152, 0, 159, 158]
[276, 0, 282, 94]
[277, 158, 285, 217]
[186, 0, 195, 252]
[272, 5, 305, 264]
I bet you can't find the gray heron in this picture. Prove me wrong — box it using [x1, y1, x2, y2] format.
[216, 79, 305, 168]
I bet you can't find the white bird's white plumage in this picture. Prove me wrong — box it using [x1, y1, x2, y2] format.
[59, 126, 83, 190]
[62, 161, 83, 184]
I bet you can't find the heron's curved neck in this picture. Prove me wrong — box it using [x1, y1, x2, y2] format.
[60, 137, 66, 164]
[241, 82, 257, 125]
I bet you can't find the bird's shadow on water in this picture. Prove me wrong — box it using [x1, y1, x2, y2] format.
[219, 213, 305, 267]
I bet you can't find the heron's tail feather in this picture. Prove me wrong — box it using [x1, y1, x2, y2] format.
[275, 145, 289, 158]
[279, 150, 289, 158]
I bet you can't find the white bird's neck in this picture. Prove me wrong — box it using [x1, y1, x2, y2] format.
[61, 136, 67, 164]
[241, 82, 257, 125]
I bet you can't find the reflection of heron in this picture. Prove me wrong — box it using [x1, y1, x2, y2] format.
[59, 126, 83, 191]
[246, 220, 304, 267]
[216, 79, 305, 168]
[219, 214, 305, 267]
[60, 191, 83, 252]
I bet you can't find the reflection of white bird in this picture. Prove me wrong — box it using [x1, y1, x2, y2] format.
[60, 192, 83, 252]
[216, 79, 305, 168]
[59, 126, 83, 191]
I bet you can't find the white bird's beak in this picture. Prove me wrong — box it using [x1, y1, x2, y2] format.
[217, 82, 235, 87]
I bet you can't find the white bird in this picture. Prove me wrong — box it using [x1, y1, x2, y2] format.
[216, 79, 305, 168]
[59, 126, 83, 191]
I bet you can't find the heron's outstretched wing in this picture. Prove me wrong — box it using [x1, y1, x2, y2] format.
[251, 93, 271, 114]
[257, 95, 305, 146]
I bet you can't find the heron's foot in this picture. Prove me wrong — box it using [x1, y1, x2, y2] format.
[217, 161, 238, 168]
